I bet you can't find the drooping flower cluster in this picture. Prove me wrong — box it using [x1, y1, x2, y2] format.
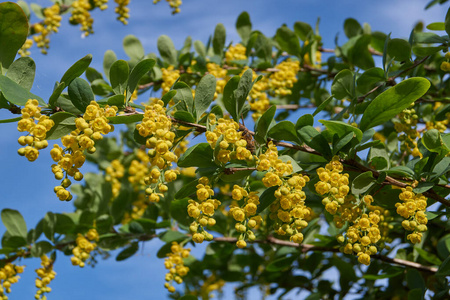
[229, 185, 261, 248]
[394, 107, 421, 157]
[188, 177, 220, 243]
[50, 101, 117, 201]
[35, 255, 56, 300]
[0, 263, 24, 299]
[94, 0, 109, 10]
[161, 66, 181, 95]
[71, 229, 99, 268]
[121, 193, 148, 224]
[33, 4, 62, 54]
[17, 99, 54, 162]
[164, 242, 190, 293]
[136, 100, 178, 202]
[248, 71, 270, 121]
[395, 186, 428, 244]
[105, 159, 125, 198]
[198, 273, 225, 299]
[18, 39, 34, 57]
[205, 115, 253, 164]
[114, 0, 130, 24]
[269, 60, 300, 96]
[69, 0, 94, 36]
[153, 0, 183, 14]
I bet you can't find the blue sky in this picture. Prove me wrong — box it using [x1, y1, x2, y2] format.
[0, 0, 448, 299]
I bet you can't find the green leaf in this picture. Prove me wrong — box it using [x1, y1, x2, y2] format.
[60, 54, 93, 88]
[345, 35, 375, 70]
[331, 69, 354, 100]
[105, 94, 125, 107]
[387, 38, 411, 61]
[159, 230, 187, 243]
[236, 12, 252, 44]
[356, 67, 385, 94]
[162, 90, 177, 107]
[127, 58, 155, 101]
[1, 209, 27, 238]
[178, 143, 216, 168]
[360, 78, 430, 131]
[16, 0, 30, 19]
[414, 247, 442, 265]
[294, 21, 313, 41]
[256, 186, 278, 214]
[6, 57, 35, 91]
[278, 155, 302, 173]
[297, 125, 332, 158]
[123, 35, 145, 61]
[108, 114, 143, 124]
[445, 7, 450, 37]
[172, 82, 194, 113]
[253, 33, 272, 62]
[0, 2, 28, 69]
[319, 120, 363, 142]
[68, 77, 94, 113]
[313, 95, 333, 116]
[352, 171, 376, 195]
[276, 25, 301, 56]
[437, 255, 450, 277]
[158, 35, 178, 66]
[30, 3, 44, 19]
[195, 74, 216, 121]
[426, 22, 445, 31]
[0, 116, 21, 123]
[110, 60, 129, 95]
[412, 45, 446, 56]
[266, 255, 297, 272]
[30, 241, 53, 257]
[296, 114, 314, 129]
[48, 82, 65, 109]
[194, 40, 206, 57]
[174, 110, 195, 123]
[85, 67, 103, 83]
[386, 166, 415, 179]
[223, 76, 240, 120]
[344, 18, 363, 38]
[175, 179, 199, 200]
[234, 69, 254, 118]
[116, 242, 139, 261]
[45, 112, 77, 140]
[170, 199, 190, 226]
[422, 129, 444, 153]
[0, 75, 45, 105]
[213, 24, 226, 56]
[406, 269, 426, 293]
[268, 121, 300, 144]
[255, 105, 276, 144]
[103, 50, 117, 82]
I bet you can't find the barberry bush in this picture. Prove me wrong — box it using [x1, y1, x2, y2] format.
[1, 0, 450, 299]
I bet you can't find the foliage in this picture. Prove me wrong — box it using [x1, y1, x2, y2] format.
[1, 1, 450, 299]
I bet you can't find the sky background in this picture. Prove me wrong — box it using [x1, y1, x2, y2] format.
[0, 0, 448, 299]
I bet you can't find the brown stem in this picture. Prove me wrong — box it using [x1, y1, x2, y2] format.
[213, 236, 437, 273]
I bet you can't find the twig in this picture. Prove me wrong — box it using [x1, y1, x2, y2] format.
[212, 236, 438, 273]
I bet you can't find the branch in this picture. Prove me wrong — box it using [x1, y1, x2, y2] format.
[213, 236, 438, 273]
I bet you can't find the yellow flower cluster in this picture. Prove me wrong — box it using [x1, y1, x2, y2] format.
[17, 99, 54, 162]
[164, 242, 190, 293]
[206, 63, 228, 97]
[33, 4, 62, 54]
[128, 149, 150, 190]
[440, 53, 450, 72]
[229, 185, 261, 248]
[249, 72, 270, 121]
[0, 263, 24, 300]
[71, 229, 99, 268]
[315, 156, 350, 217]
[69, 0, 94, 36]
[18, 39, 34, 57]
[269, 173, 312, 243]
[114, 0, 130, 25]
[205, 115, 253, 164]
[269, 60, 300, 96]
[188, 177, 220, 243]
[365, 197, 393, 249]
[395, 186, 428, 244]
[425, 102, 448, 133]
[153, 0, 183, 14]
[136, 100, 178, 202]
[50, 101, 117, 201]
[94, 0, 108, 10]
[394, 108, 421, 157]
[161, 66, 180, 95]
[338, 208, 382, 266]
[198, 274, 225, 299]
[225, 43, 247, 63]
[105, 159, 125, 198]
[35, 255, 56, 300]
